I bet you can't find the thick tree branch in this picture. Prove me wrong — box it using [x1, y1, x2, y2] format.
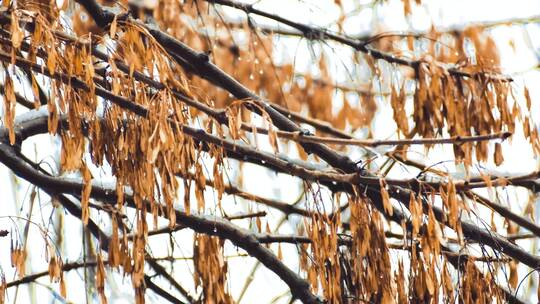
[247, 123, 511, 147]
[204, 0, 512, 82]
[221, 15, 540, 44]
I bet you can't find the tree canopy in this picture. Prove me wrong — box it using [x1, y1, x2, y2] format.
[0, 0, 539, 303]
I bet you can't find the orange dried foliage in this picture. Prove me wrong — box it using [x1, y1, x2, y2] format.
[460, 259, 502, 303]
[379, 179, 393, 216]
[440, 179, 459, 229]
[193, 234, 233, 304]
[3, 76, 16, 145]
[47, 255, 61, 282]
[413, 61, 516, 164]
[422, 205, 442, 258]
[194, 162, 206, 211]
[395, 260, 407, 303]
[59, 272, 67, 298]
[131, 212, 147, 304]
[345, 197, 394, 301]
[96, 253, 108, 304]
[10, 243, 26, 278]
[17, 0, 59, 23]
[108, 216, 121, 268]
[211, 146, 225, 204]
[81, 162, 92, 225]
[390, 85, 409, 135]
[10, 12, 23, 50]
[494, 142, 504, 166]
[304, 213, 342, 303]
[441, 261, 454, 300]
[409, 192, 423, 236]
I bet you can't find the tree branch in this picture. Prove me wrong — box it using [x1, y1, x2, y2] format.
[204, 0, 512, 82]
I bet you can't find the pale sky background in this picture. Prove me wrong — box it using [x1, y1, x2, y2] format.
[0, 0, 539, 303]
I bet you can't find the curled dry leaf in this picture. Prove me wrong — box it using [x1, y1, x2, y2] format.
[109, 15, 117, 38]
[3, 76, 16, 145]
[494, 142, 504, 166]
[96, 254, 108, 304]
[379, 179, 393, 216]
[108, 216, 121, 268]
[81, 162, 93, 225]
[10, 244, 26, 278]
[409, 193, 422, 236]
[47, 255, 61, 283]
[10, 12, 23, 50]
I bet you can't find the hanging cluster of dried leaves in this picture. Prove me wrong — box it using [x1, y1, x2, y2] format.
[0, 0, 539, 303]
[302, 213, 342, 303]
[193, 234, 233, 304]
[345, 197, 393, 302]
